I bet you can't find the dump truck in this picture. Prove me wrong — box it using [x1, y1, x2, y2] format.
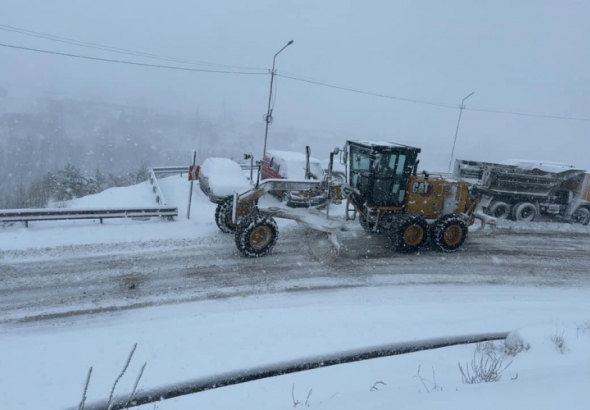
[212, 140, 492, 257]
[454, 159, 590, 225]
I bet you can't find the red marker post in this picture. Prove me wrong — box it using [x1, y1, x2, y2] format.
[187, 151, 199, 219]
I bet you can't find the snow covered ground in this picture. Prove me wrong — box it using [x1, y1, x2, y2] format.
[1, 175, 590, 409]
[0, 176, 220, 250]
[1, 286, 589, 410]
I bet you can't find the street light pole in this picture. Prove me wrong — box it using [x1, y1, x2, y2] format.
[261, 40, 294, 162]
[448, 91, 475, 173]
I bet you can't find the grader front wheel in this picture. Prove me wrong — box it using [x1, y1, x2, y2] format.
[215, 196, 237, 233]
[235, 214, 279, 257]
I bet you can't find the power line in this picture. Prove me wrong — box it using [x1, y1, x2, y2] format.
[0, 42, 269, 75]
[465, 105, 590, 122]
[0, 23, 266, 72]
[276, 72, 459, 109]
[2, 25, 588, 123]
[278, 72, 590, 122]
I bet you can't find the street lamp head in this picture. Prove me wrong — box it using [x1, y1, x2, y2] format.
[463, 92, 475, 103]
[274, 40, 294, 58]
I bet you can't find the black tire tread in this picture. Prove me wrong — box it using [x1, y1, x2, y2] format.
[389, 214, 429, 252]
[215, 196, 236, 233]
[487, 201, 511, 219]
[572, 207, 590, 226]
[431, 214, 468, 253]
[235, 214, 279, 258]
[512, 202, 537, 222]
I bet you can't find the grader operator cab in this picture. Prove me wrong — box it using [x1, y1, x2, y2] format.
[212, 140, 485, 257]
[342, 140, 478, 252]
[346, 140, 420, 209]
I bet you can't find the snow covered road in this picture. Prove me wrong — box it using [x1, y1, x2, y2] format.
[1, 226, 589, 324]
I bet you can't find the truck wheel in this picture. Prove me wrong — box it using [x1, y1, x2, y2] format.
[487, 201, 511, 219]
[235, 214, 279, 257]
[431, 214, 468, 252]
[512, 202, 537, 222]
[390, 215, 428, 252]
[572, 207, 590, 226]
[215, 196, 237, 233]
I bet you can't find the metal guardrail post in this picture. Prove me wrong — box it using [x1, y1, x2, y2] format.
[148, 168, 168, 206]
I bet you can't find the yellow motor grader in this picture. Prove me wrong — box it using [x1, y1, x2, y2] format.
[214, 140, 492, 257]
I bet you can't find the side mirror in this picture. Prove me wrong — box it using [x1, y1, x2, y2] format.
[333, 147, 340, 155]
[342, 150, 348, 164]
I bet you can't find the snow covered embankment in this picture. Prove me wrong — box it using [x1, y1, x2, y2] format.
[0, 175, 219, 250]
[143, 322, 590, 410]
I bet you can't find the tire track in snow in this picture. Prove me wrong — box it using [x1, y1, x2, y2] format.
[1, 228, 590, 324]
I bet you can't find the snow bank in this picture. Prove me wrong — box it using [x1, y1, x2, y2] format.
[145, 321, 590, 410]
[2, 286, 590, 410]
[496, 219, 590, 234]
[68, 181, 158, 208]
[0, 175, 220, 250]
[505, 324, 585, 359]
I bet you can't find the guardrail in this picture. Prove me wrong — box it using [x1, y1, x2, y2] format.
[151, 166, 189, 177]
[240, 163, 260, 171]
[148, 168, 169, 205]
[0, 207, 178, 227]
[77, 331, 508, 410]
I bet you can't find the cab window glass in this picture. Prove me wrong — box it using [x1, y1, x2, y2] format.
[270, 158, 279, 171]
[396, 154, 406, 175]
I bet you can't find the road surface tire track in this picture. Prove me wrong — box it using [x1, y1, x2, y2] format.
[1, 227, 589, 324]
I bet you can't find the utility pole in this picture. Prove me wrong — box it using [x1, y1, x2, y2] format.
[261, 40, 294, 163]
[448, 92, 475, 173]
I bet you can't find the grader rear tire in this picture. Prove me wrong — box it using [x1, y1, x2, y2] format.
[390, 215, 428, 252]
[431, 214, 468, 252]
[235, 214, 279, 258]
[215, 196, 237, 233]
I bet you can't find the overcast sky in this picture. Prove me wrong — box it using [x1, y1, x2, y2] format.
[2, 0, 589, 170]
